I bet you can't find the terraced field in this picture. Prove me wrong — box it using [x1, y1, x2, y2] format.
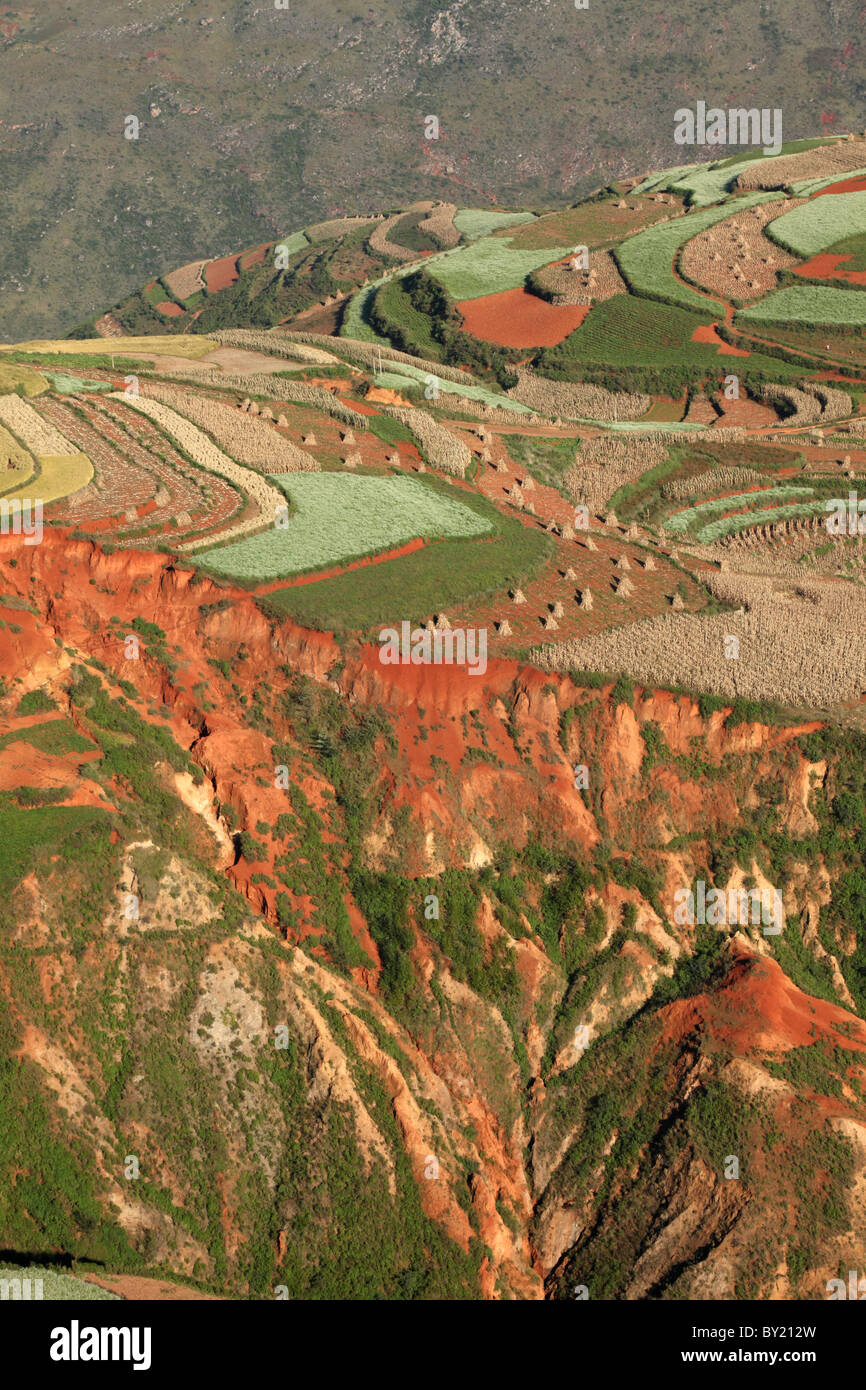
[197, 473, 493, 580]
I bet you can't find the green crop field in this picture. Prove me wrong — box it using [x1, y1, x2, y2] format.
[614, 192, 779, 310]
[738, 285, 866, 326]
[768, 191, 866, 256]
[197, 473, 493, 580]
[665, 485, 814, 537]
[453, 209, 537, 241]
[260, 502, 553, 632]
[534, 295, 803, 390]
[427, 237, 571, 301]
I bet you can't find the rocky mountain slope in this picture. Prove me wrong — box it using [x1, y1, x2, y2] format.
[2, 528, 865, 1298]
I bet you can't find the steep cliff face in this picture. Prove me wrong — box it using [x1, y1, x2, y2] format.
[1, 530, 864, 1299]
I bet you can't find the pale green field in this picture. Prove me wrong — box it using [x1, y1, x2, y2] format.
[738, 284, 866, 325]
[768, 190, 866, 255]
[453, 208, 537, 240]
[198, 472, 493, 578]
[427, 236, 571, 300]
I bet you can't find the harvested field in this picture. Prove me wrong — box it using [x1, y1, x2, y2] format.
[155, 301, 185, 318]
[117, 395, 286, 548]
[614, 192, 778, 311]
[534, 571, 866, 707]
[736, 138, 866, 193]
[214, 330, 342, 366]
[0, 395, 73, 455]
[679, 200, 802, 301]
[531, 249, 626, 305]
[5, 335, 217, 359]
[368, 210, 431, 263]
[379, 406, 473, 477]
[418, 202, 460, 248]
[142, 384, 319, 473]
[305, 216, 377, 244]
[456, 289, 589, 347]
[286, 332, 477, 385]
[164, 259, 208, 302]
[507, 368, 650, 422]
[564, 433, 669, 512]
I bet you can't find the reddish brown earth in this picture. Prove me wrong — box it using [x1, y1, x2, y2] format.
[1, 527, 863, 1300]
[813, 176, 866, 196]
[793, 252, 866, 285]
[691, 323, 751, 355]
[255, 537, 427, 593]
[205, 255, 240, 292]
[155, 300, 185, 317]
[456, 289, 590, 347]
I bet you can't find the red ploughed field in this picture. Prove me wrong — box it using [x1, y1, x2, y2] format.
[156, 301, 185, 317]
[205, 255, 240, 291]
[456, 288, 590, 347]
[793, 252, 866, 285]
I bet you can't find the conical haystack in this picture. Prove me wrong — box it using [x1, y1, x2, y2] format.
[302, 431, 317, 445]
[564, 566, 577, 581]
[627, 523, 639, 540]
[561, 522, 575, 540]
[344, 451, 362, 468]
[604, 510, 618, 527]
[387, 452, 401, 466]
[497, 619, 512, 636]
[277, 414, 289, 428]
[511, 588, 527, 605]
[616, 576, 634, 597]
[480, 447, 492, 464]
[616, 554, 631, 571]
[545, 519, 559, 534]
[525, 501, 536, 514]
[643, 555, 656, 571]
[671, 592, 684, 610]
[523, 476, 535, 491]
[584, 535, 598, 551]
[239, 398, 251, 412]
[435, 613, 451, 630]
[260, 406, 274, 420]
[552, 600, 564, 618]
[543, 614, 559, 630]
[579, 588, 593, 611]
[495, 459, 508, 473]
[249, 401, 261, 416]
[342, 429, 356, 445]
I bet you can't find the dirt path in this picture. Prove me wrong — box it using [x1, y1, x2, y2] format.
[254, 537, 427, 594]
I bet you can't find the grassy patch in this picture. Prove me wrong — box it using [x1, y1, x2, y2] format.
[260, 499, 553, 631]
